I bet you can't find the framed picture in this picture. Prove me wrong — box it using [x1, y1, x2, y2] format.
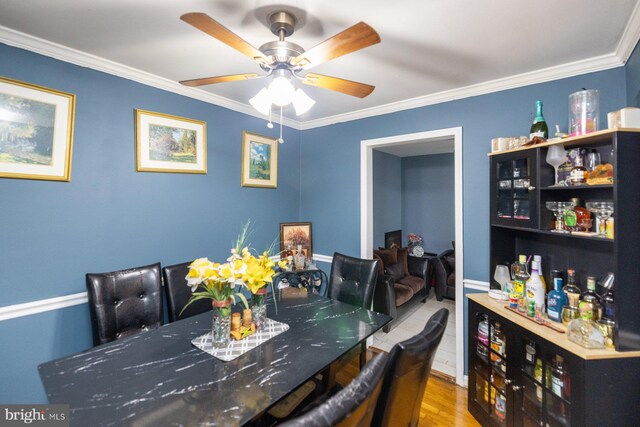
[384, 230, 402, 249]
[135, 109, 206, 173]
[0, 76, 75, 181]
[280, 222, 313, 258]
[241, 131, 278, 188]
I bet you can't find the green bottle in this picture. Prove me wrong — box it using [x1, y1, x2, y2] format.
[530, 100, 549, 139]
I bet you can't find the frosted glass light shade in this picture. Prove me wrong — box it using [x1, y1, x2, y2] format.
[267, 76, 295, 106]
[292, 88, 315, 116]
[249, 88, 271, 116]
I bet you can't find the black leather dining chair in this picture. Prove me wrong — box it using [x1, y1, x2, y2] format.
[372, 308, 449, 427]
[280, 352, 389, 427]
[163, 261, 211, 322]
[86, 263, 163, 346]
[328, 252, 380, 369]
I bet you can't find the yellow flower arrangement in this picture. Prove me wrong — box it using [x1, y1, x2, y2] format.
[181, 221, 287, 316]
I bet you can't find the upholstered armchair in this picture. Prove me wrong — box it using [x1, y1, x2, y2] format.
[433, 249, 455, 301]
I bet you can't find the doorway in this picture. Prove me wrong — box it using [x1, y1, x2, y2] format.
[360, 127, 464, 386]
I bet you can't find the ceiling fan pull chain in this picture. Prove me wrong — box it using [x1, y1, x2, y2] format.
[278, 106, 284, 143]
[267, 107, 274, 128]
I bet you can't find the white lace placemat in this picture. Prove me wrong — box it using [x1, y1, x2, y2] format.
[191, 318, 290, 362]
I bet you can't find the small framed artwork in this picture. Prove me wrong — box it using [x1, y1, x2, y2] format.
[241, 131, 278, 188]
[135, 109, 206, 173]
[280, 222, 313, 258]
[0, 76, 75, 181]
[384, 230, 402, 249]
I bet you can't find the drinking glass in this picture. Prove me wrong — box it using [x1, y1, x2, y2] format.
[586, 202, 614, 238]
[493, 265, 511, 293]
[546, 201, 576, 233]
[546, 145, 567, 186]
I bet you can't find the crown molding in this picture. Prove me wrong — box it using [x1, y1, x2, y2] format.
[0, 25, 302, 130]
[299, 53, 624, 130]
[616, 0, 640, 63]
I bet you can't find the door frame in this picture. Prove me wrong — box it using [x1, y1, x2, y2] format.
[360, 126, 464, 386]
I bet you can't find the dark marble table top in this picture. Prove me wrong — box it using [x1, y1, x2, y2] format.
[38, 292, 390, 426]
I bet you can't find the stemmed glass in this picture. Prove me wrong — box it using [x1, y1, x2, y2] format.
[546, 201, 576, 233]
[586, 202, 614, 238]
[494, 265, 511, 294]
[546, 145, 567, 186]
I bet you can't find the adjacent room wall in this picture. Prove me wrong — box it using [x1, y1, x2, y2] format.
[0, 43, 300, 403]
[372, 150, 402, 249]
[401, 153, 455, 255]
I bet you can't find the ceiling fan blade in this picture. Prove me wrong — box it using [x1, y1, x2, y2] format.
[302, 73, 375, 98]
[181, 13, 272, 66]
[291, 22, 380, 70]
[179, 73, 263, 87]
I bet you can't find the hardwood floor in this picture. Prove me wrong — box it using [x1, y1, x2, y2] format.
[336, 351, 480, 426]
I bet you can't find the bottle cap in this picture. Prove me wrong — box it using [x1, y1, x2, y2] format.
[587, 276, 596, 290]
[534, 255, 541, 263]
[531, 260, 539, 271]
[519, 255, 526, 263]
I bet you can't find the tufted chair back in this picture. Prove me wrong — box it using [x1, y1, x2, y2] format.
[280, 352, 389, 427]
[328, 252, 379, 310]
[86, 263, 163, 346]
[163, 261, 211, 322]
[372, 308, 449, 427]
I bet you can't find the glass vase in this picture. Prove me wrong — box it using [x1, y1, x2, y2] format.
[252, 288, 268, 330]
[211, 299, 232, 348]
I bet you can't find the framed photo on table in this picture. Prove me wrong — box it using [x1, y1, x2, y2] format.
[384, 230, 402, 249]
[280, 222, 313, 258]
[241, 131, 278, 188]
[0, 77, 75, 181]
[135, 109, 206, 173]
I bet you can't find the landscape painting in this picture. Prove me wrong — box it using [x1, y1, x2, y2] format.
[280, 222, 313, 258]
[249, 140, 271, 180]
[0, 77, 75, 181]
[241, 131, 277, 188]
[135, 109, 206, 174]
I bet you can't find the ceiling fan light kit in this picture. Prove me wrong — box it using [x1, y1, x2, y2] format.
[179, 10, 380, 141]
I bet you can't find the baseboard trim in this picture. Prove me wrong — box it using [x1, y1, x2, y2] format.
[0, 292, 88, 322]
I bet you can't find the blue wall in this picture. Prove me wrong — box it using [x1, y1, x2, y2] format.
[401, 153, 455, 254]
[0, 43, 300, 403]
[626, 40, 640, 107]
[372, 150, 402, 249]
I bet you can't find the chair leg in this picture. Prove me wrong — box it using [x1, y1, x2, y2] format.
[360, 341, 367, 369]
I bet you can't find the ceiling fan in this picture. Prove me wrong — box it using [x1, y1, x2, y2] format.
[179, 11, 381, 110]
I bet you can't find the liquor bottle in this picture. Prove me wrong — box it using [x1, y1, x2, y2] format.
[551, 355, 565, 397]
[569, 156, 588, 185]
[491, 322, 506, 357]
[534, 357, 543, 401]
[564, 198, 591, 231]
[526, 260, 545, 316]
[579, 276, 602, 321]
[600, 273, 616, 321]
[563, 269, 581, 308]
[524, 339, 536, 374]
[284, 244, 294, 270]
[511, 255, 529, 313]
[294, 244, 306, 270]
[530, 99, 549, 139]
[547, 270, 568, 322]
[533, 255, 547, 291]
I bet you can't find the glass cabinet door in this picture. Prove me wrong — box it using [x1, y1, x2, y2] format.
[491, 151, 538, 228]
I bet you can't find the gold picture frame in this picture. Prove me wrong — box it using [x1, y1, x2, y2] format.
[135, 109, 206, 173]
[241, 131, 278, 188]
[0, 76, 75, 181]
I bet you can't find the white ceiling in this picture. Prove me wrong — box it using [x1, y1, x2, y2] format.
[1, 0, 639, 128]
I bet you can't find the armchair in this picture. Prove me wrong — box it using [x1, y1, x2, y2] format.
[433, 249, 455, 301]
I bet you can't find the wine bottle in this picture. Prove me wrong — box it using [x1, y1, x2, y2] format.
[530, 100, 549, 139]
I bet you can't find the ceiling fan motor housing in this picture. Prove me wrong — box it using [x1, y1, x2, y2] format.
[268, 11, 297, 38]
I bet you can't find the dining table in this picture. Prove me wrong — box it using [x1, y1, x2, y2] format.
[38, 291, 391, 426]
